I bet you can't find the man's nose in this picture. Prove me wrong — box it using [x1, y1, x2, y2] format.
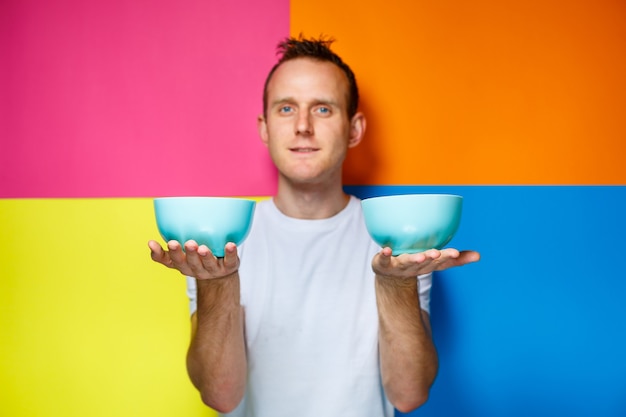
[295, 111, 313, 135]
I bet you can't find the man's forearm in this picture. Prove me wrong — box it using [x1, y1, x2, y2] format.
[375, 275, 438, 413]
[186, 274, 247, 413]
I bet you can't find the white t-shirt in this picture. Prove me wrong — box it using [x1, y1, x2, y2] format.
[186, 196, 432, 417]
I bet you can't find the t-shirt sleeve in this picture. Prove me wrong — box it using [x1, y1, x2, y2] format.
[417, 272, 433, 314]
[186, 276, 198, 316]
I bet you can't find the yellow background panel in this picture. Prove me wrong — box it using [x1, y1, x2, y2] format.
[291, 0, 626, 185]
[0, 198, 218, 417]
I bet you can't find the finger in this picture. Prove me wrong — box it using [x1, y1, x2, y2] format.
[458, 250, 480, 264]
[148, 240, 171, 265]
[167, 240, 182, 252]
[167, 240, 193, 275]
[397, 251, 426, 264]
[434, 250, 480, 271]
[222, 243, 239, 269]
[197, 244, 212, 257]
[184, 240, 212, 279]
[197, 244, 218, 267]
[378, 247, 393, 265]
[422, 249, 442, 260]
[372, 247, 393, 274]
[444, 250, 477, 266]
[148, 239, 161, 253]
[440, 248, 460, 258]
[148, 240, 163, 259]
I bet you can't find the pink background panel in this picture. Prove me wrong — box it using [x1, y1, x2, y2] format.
[1, 0, 287, 198]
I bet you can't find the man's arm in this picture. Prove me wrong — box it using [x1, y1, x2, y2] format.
[149, 240, 247, 413]
[372, 247, 480, 412]
[375, 273, 437, 412]
[187, 275, 246, 412]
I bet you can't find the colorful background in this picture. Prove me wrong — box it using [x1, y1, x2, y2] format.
[1, 0, 625, 416]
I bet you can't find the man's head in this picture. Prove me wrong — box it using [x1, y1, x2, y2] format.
[262, 36, 359, 119]
[257, 36, 366, 190]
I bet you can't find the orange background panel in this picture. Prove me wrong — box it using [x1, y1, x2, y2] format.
[291, 0, 626, 185]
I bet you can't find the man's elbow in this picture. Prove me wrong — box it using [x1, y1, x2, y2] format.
[199, 387, 243, 414]
[391, 389, 430, 413]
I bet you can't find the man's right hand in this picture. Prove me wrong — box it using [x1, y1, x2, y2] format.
[148, 240, 240, 280]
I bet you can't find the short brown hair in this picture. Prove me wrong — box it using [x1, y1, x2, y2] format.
[262, 35, 360, 118]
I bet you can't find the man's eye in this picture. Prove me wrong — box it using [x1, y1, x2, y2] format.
[279, 106, 293, 113]
[316, 107, 331, 115]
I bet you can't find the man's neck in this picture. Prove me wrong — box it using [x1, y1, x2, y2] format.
[273, 179, 350, 220]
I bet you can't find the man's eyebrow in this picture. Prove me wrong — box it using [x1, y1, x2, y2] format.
[270, 97, 339, 107]
[270, 97, 295, 107]
[311, 99, 339, 107]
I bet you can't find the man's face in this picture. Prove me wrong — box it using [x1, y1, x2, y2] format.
[259, 58, 364, 187]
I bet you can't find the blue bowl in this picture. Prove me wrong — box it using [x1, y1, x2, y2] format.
[154, 197, 256, 257]
[361, 194, 463, 255]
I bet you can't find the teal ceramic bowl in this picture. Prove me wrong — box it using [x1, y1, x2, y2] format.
[361, 194, 463, 255]
[154, 197, 256, 257]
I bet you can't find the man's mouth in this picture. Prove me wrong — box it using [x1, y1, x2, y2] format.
[290, 147, 319, 153]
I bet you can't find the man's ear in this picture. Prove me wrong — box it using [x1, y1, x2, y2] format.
[258, 114, 269, 147]
[348, 112, 366, 148]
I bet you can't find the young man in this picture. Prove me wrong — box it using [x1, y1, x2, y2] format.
[148, 37, 480, 417]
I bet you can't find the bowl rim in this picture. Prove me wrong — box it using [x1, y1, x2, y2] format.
[361, 193, 463, 202]
[153, 196, 256, 202]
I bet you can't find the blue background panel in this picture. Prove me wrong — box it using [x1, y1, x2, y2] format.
[345, 185, 626, 417]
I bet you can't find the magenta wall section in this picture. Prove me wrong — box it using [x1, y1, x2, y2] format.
[1, 0, 285, 198]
